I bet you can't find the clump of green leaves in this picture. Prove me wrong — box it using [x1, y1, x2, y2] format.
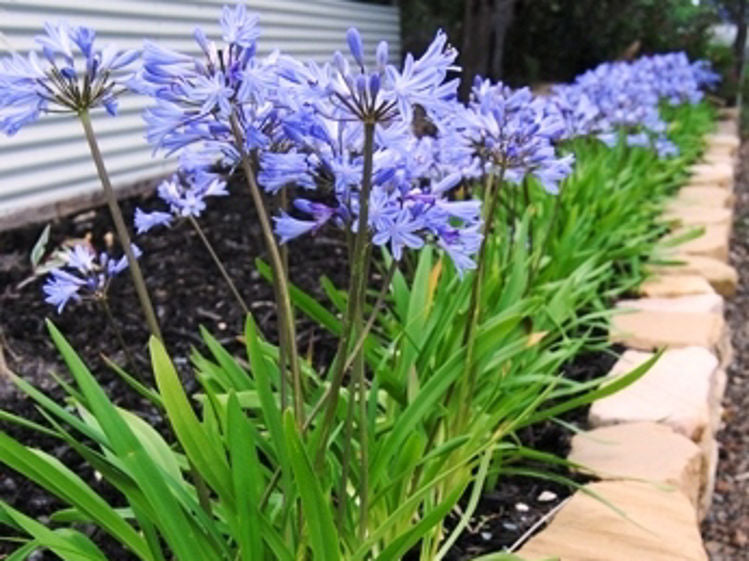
[0, 100, 714, 560]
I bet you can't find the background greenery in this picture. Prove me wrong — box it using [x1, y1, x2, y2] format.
[395, 0, 747, 116]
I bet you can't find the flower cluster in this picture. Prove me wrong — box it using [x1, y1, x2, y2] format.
[16, 5, 718, 293]
[0, 21, 138, 135]
[129, 4, 278, 166]
[549, 52, 719, 157]
[264, 28, 484, 271]
[133, 7, 484, 271]
[457, 78, 575, 194]
[43, 243, 141, 313]
[134, 172, 228, 233]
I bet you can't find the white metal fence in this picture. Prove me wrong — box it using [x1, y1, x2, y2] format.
[0, 0, 400, 230]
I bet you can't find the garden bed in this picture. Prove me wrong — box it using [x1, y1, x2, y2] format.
[0, 8, 729, 560]
[0, 186, 618, 560]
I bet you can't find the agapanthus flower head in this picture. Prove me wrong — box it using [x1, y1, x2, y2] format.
[0, 21, 138, 135]
[134, 173, 228, 234]
[42, 242, 142, 313]
[457, 78, 574, 193]
[132, 3, 279, 164]
[266, 115, 485, 272]
[278, 27, 459, 127]
[264, 33, 483, 273]
[548, 83, 600, 139]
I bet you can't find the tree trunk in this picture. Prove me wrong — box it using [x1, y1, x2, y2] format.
[460, 0, 495, 99]
[490, 0, 517, 79]
[733, 0, 747, 107]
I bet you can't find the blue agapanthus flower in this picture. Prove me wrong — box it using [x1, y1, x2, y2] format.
[43, 242, 142, 313]
[134, 173, 228, 234]
[0, 21, 138, 135]
[457, 79, 574, 194]
[266, 29, 482, 273]
[548, 52, 718, 159]
[276, 26, 459, 127]
[131, 3, 279, 169]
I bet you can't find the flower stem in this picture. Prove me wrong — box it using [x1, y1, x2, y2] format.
[456, 167, 503, 426]
[187, 215, 250, 316]
[260, 258, 396, 510]
[278, 187, 290, 412]
[98, 298, 137, 375]
[78, 110, 162, 340]
[315, 121, 376, 467]
[229, 113, 304, 426]
[529, 188, 563, 287]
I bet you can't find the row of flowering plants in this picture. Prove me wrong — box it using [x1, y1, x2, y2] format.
[0, 4, 717, 560]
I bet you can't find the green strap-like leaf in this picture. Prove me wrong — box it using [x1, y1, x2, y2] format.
[282, 410, 341, 561]
[149, 336, 233, 502]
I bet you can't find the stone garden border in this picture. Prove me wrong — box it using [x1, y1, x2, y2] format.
[514, 107, 741, 561]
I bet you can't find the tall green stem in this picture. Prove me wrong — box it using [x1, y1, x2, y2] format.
[229, 114, 304, 425]
[522, 176, 533, 251]
[187, 215, 250, 316]
[316, 121, 376, 466]
[98, 298, 136, 374]
[259, 259, 396, 510]
[529, 188, 563, 287]
[79, 110, 162, 340]
[456, 167, 504, 426]
[278, 187, 290, 412]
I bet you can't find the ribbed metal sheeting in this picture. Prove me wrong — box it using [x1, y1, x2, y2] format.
[0, 0, 400, 229]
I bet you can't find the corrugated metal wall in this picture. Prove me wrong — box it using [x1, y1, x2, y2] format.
[0, 0, 400, 229]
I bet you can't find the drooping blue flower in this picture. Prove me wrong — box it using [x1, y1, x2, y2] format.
[134, 208, 174, 234]
[371, 209, 426, 259]
[259, 151, 316, 193]
[0, 21, 137, 135]
[42, 243, 142, 313]
[273, 212, 320, 243]
[43, 269, 86, 313]
[133, 174, 229, 235]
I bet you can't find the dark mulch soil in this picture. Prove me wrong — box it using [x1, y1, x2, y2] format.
[701, 141, 749, 561]
[0, 182, 617, 559]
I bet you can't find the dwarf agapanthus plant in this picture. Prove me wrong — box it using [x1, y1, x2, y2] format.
[444, 78, 576, 428]
[0, 20, 161, 338]
[549, 52, 719, 159]
[133, 3, 305, 420]
[267, 30, 482, 506]
[43, 241, 142, 368]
